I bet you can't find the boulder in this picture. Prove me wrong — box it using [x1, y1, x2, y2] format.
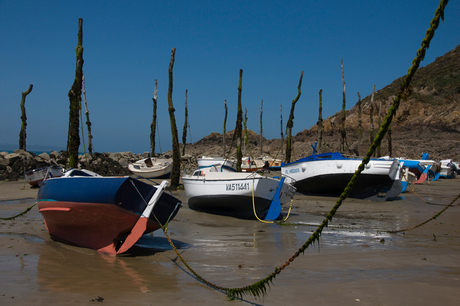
[38, 152, 50, 161]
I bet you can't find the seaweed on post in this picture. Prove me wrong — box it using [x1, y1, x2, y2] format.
[235, 69, 243, 172]
[67, 18, 84, 168]
[150, 79, 158, 156]
[182, 89, 188, 156]
[19, 84, 33, 151]
[167, 48, 181, 189]
[369, 85, 375, 154]
[285, 71, 303, 164]
[223, 100, 228, 157]
[259, 100, 263, 156]
[317, 89, 323, 154]
[357, 92, 362, 156]
[82, 73, 93, 155]
[340, 59, 347, 153]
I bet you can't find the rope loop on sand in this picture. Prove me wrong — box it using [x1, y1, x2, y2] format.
[387, 192, 460, 234]
[385, 168, 460, 233]
[402, 170, 460, 207]
[0, 202, 37, 221]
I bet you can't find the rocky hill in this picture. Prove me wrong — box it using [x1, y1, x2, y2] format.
[181, 44, 460, 162]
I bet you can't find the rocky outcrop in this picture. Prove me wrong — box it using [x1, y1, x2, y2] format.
[0, 149, 199, 182]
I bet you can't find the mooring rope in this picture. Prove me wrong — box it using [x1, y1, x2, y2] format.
[0, 202, 37, 221]
[402, 170, 460, 207]
[224, 1, 450, 298]
[161, 1, 450, 299]
[251, 175, 293, 224]
[387, 191, 460, 233]
[0, 1, 450, 300]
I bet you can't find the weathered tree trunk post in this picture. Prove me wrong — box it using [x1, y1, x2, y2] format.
[19, 84, 33, 151]
[370, 85, 375, 156]
[223, 100, 228, 157]
[182, 89, 188, 156]
[150, 80, 158, 156]
[243, 108, 249, 156]
[377, 97, 383, 157]
[285, 71, 304, 164]
[280, 104, 284, 157]
[150, 79, 158, 156]
[82, 72, 93, 155]
[67, 18, 84, 168]
[357, 92, 362, 156]
[387, 100, 392, 157]
[340, 59, 347, 153]
[167, 48, 181, 189]
[260, 100, 263, 156]
[317, 89, 323, 154]
[235, 69, 243, 172]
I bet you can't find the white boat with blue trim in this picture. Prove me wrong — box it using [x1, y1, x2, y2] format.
[281, 152, 402, 201]
[182, 164, 296, 220]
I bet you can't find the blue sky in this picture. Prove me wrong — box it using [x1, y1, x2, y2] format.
[1, 0, 459, 154]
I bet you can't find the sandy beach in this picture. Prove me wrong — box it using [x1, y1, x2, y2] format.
[1, 177, 459, 305]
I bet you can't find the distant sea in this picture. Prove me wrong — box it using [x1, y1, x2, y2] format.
[1, 150, 64, 155]
[0, 144, 67, 156]
[1, 149, 89, 156]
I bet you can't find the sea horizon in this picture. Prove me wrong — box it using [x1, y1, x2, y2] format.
[1, 148, 148, 156]
[1, 149, 85, 156]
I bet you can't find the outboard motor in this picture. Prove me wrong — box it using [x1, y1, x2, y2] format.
[447, 162, 458, 177]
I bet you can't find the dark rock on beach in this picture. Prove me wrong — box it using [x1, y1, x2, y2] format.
[0, 149, 198, 182]
[0, 150, 136, 181]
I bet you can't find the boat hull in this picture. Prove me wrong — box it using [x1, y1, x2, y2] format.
[26, 166, 64, 187]
[197, 156, 236, 168]
[282, 153, 401, 201]
[439, 159, 457, 178]
[182, 173, 294, 219]
[37, 176, 181, 254]
[292, 173, 396, 200]
[128, 158, 172, 179]
[38, 201, 162, 254]
[187, 194, 272, 219]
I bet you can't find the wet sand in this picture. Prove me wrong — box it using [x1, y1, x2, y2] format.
[0, 178, 459, 305]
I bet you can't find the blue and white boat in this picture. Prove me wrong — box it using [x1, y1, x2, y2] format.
[281, 152, 402, 201]
[398, 153, 442, 183]
[37, 175, 181, 255]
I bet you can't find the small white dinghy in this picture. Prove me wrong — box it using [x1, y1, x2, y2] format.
[128, 157, 172, 179]
[26, 165, 65, 187]
[197, 156, 236, 168]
